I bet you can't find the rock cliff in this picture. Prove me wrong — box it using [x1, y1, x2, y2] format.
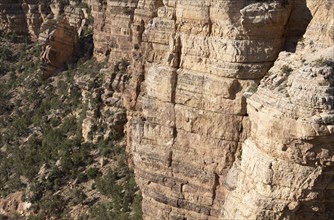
[39, 17, 79, 75]
[224, 1, 334, 219]
[0, 0, 50, 38]
[90, 0, 333, 219]
[0, 0, 332, 219]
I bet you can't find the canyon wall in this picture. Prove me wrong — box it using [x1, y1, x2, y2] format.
[0, 0, 91, 75]
[0, 0, 333, 219]
[128, 1, 291, 219]
[0, 0, 50, 38]
[91, 0, 333, 219]
[223, 1, 334, 219]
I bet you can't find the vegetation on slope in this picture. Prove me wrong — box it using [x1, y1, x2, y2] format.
[0, 33, 142, 219]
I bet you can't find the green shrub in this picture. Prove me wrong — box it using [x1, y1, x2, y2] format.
[96, 169, 117, 196]
[27, 215, 44, 220]
[86, 167, 100, 179]
[281, 65, 293, 74]
[314, 58, 334, 67]
[39, 194, 65, 218]
[0, 214, 8, 220]
[0, 45, 13, 61]
[76, 172, 88, 183]
[70, 188, 87, 205]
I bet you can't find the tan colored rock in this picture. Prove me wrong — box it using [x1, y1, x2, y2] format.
[0, 0, 50, 37]
[223, 1, 334, 219]
[87, 0, 333, 219]
[119, 0, 294, 219]
[39, 18, 79, 75]
[91, 0, 139, 62]
[22, 1, 50, 39]
[0, 192, 31, 217]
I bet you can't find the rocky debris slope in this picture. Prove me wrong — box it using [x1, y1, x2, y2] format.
[223, 1, 334, 219]
[0, 34, 142, 218]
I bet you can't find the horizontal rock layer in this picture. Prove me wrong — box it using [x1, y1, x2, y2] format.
[1, 0, 332, 219]
[223, 1, 334, 219]
[90, 0, 334, 219]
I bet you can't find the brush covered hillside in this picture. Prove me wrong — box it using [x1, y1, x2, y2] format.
[0, 31, 142, 219]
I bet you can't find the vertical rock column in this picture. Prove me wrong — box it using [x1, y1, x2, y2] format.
[22, 0, 50, 39]
[126, 1, 292, 219]
[39, 18, 79, 75]
[223, 1, 334, 219]
[91, 0, 139, 62]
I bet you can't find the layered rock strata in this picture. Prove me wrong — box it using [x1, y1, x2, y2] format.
[0, 0, 51, 37]
[39, 18, 79, 75]
[129, 1, 290, 219]
[91, 0, 139, 62]
[0, 0, 332, 219]
[0, 0, 29, 34]
[223, 1, 334, 219]
[90, 0, 332, 219]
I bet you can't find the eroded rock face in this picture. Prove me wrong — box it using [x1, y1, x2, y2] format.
[91, 0, 139, 62]
[127, 1, 293, 219]
[76, 62, 130, 143]
[223, 1, 334, 219]
[0, 0, 50, 37]
[0, 0, 28, 34]
[39, 18, 79, 75]
[90, 0, 333, 219]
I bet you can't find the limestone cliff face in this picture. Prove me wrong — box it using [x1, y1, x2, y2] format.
[129, 1, 291, 219]
[1, 0, 332, 219]
[0, 0, 50, 38]
[223, 1, 334, 219]
[39, 18, 79, 75]
[91, 0, 333, 219]
[91, 0, 140, 62]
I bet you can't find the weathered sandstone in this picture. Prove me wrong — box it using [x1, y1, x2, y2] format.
[1, 0, 333, 219]
[223, 1, 334, 219]
[117, 0, 311, 219]
[91, 0, 139, 62]
[95, 0, 331, 219]
[0, 0, 51, 38]
[39, 18, 79, 75]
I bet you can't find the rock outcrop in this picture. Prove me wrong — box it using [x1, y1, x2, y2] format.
[0, 0, 91, 76]
[0, 0, 28, 34]
[91, 0, 139, 62]
[223, 1, 334, 219]
[1, 0, 333, 219]
[0, 0, 50, 37]
[76, 61, 129, 143]
[39, 18, 79, 75]
[89, 0, 333, 219]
